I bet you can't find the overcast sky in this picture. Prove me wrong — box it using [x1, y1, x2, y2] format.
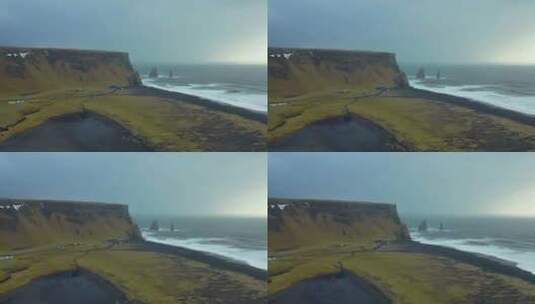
[269, 153, 535, 217]
[0, 0, 266, 64]
[269, 0, 535, 64]
[0, 153, 266, 217]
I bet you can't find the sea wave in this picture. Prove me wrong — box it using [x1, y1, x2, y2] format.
[142, 78, 267, 113]
[411, 231, 535, 274]
[142, 231, 267, 270]
[409, 79, 535, 116]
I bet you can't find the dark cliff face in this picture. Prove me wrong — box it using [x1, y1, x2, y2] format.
[268, 198, 410, 251]
[0, 198, 141, 250]
[0, 47, 141, 96]
[268, 47, 408, 98]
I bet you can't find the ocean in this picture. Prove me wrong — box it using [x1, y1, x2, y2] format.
[402, 64, 535, 115]
[136, 63, 267, 113]
[405, 216, 535, 274]
[137, 216, 267, 270]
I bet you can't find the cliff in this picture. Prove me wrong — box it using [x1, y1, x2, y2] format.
[268, 198, 410, 251]
[268, 47, 408, 99]
[0, 46, 141, 97]
[0, 198, 141, 250]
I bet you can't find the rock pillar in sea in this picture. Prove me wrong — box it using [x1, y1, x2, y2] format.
[416, 67, 426, 80]
[150, 220, 159, 231]
[149, 67, 159, 78]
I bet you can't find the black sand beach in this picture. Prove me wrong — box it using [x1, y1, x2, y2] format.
[269, 272, 391, 304]
[0, 269, 130, 304]
[270, 115, 407, 152]
[0, 111, 151, 152]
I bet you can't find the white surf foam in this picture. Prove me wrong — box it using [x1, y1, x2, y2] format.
[142, 231, 267, 270]
[142, 78, 267, 113]
[411, 231, 535, 274]
[409, 79, 535, 116]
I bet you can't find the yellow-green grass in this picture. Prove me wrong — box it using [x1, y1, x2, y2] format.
[269, 250, 535, 304]
[347, 97, 535, 151]
[0, 88, 266, 151]
[0, 243, 265, 303]
[79, 246, 265, 304]
[268, 93, 535, 150]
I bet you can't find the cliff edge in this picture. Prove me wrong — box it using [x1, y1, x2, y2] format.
[0, 198, 141, 250]
[0, 47, 141, 96]
[268, 198, 410, 251]
[268, 47, 408, 99]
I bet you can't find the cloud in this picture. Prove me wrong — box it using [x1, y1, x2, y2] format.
[0, 0, 266, 64]
[0, 153, 266, 217]
[269, 153, 535, 217]
[269, 0, 535, 63]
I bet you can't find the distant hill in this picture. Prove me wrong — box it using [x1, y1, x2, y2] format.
[0, 47, 141, 97]
[268, 198, 410, 251]
[268, 47, 408, 99]
[0, 198, 141, 250]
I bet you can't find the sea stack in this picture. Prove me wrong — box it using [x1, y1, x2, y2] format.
[149, 67, 159, 78]
[149, 220, 159, 231]
[170, 223, 175, 232]
[416, 67, 426, 80]
[168, 70, 174, 78]
[418, 220, 428, 232]
[436, 69, 441, 80]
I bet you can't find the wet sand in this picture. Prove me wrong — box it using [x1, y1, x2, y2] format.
[0, 269, 129, 304]
[269, 272, 391, 304]
[0, 111, 151, 152]
[270, 115, 406, 152]
[392, 241, 535, 283]
[141, 241, 267, 281]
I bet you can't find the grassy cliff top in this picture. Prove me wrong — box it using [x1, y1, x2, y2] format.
[269, 197, 409, 252]
[0, 198, 125, 208]
[0, 46, 129, 54]
[269, 47, 396, 56]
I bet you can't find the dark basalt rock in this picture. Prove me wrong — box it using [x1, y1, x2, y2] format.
[149, 67, 158, 78]
[418, 220, 428, 232]
[149, 220, 159, 231]
[416, 67, 426, 79]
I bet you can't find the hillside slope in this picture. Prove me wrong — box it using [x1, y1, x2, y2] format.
[268, 198, 410, 251]
[0, 198, 140, 250]
[0, 47, 140, 97]
[268, 48, 408, 99]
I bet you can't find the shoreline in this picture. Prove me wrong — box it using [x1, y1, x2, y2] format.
[139, 240, 267, 280]
[141, 79, 267, 114]
[141, 231, 267, 271]
[404, 87, 535, 126]
[392, 241, 535, 283]
[134, 85, 267, 123]
[0, 240, 266, 301]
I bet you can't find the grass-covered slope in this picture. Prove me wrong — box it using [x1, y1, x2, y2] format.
[268, 48, 408, 99]
[269, 198, 409, 252]
[0, 199, 266, 303]
[0, 199, 140, 251]
[0, 47, 140, 97]
[268, 198, 535, 303]
[0, 47, 266, 151]
[268, 48, 535, 151]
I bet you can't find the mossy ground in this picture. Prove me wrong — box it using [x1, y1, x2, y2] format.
[0, 243, 265, 304]
[268, 88, 535, 151]
[268, 246, 535, 304]
[0, 87, 266, 151]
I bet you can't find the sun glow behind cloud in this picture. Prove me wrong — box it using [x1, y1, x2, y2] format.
[492, 35, 535, 65]
[489, 188, 535, 217]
